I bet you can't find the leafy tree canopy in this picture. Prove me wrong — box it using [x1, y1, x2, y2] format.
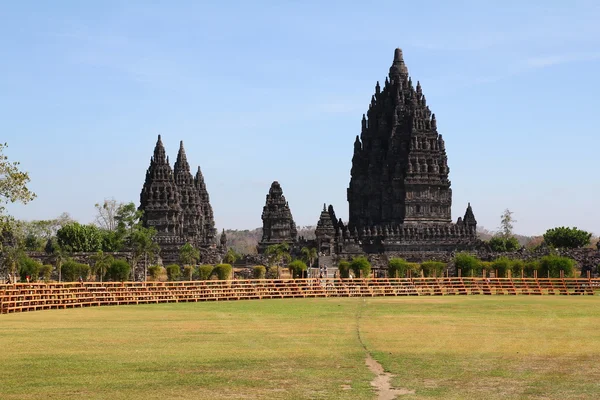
[543, 227, 592, 249]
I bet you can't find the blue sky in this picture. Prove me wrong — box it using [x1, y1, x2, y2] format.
[2, 0, 599, 236]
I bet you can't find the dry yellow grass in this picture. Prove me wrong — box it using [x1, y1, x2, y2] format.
[1, 296, 599, 399]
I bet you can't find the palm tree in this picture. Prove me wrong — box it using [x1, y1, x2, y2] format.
[90, 251, 113, 283]
[301, 247, 317, 268]
[265, 243, 291, 279]
[131, 227, 160, 281]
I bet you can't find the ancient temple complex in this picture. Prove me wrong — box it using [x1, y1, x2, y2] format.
[139, 136, 217, 262]
[321, 48, 478, 257]
[258, 181, 298, 253]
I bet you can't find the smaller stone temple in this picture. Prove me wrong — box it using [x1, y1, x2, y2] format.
[139, 135, 219, 264]
[257, 181, 298, 253]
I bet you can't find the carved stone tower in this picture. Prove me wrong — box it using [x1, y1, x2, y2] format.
[139, 135, 183, 239]
[258, 181, 297, 252]
[195, 166, 216, 245]
[173, 141, 203, 245]
[347, 48, 452, 230]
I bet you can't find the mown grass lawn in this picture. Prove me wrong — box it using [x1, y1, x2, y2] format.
[1, 296, 599, 399]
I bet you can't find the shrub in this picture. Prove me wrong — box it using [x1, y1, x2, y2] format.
[39, 264, 53, 282]
[198, 265, 214, 280]
[523, 260, 540, 278]
[147, 265, 163, 280]
[266, 266, 278, 279]
[288, 260, 307, 279]
[165, 264, 181, 281]
[350, 256, 371, 278]
[338, 260, 350, 278]
[539, 255, 576, 278]
[489, 236, 520, 252]
[491, 257, 512, 278]
[252, 265, 266, 279]
[183, 265, 194, 281]
[510, 259, 525, 277]
[107, 259, 130, 281]
[479, 261, 493, 276]
[454, 253, 480, 276]
[213, 264, 232, 280]
[543, 227, 592, 249]
[388, 258, 412, 278]
[421, 261, 446, 277]
[61, 260, 91, 282]
[19, 256, 42, 282]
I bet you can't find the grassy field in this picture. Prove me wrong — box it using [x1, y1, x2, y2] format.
[1, 297, 599, 399]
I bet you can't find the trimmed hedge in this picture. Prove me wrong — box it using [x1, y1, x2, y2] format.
[252, 265, 266, 279]
[420, 261, 446, 277]
[107, 259, 130, 281]
[61, 260, 91, 282]
[213, 264, 232, 280]
[39, 264, 53, 282]
[388, 258, 413, 278]
[350, 256, 371, 278]
[454, 253, 480, 276]
[147, 265, 163, 280]
[266, 266, 278, 279]
[198, 265, 214, 280]
[539, 255, 576, 278]
[288, 260, 307, 279]
[165, 264, 181, 281]
[19, 256, 42, 282]
[338, 261, 350, 278]
[183, 265, 194, 281]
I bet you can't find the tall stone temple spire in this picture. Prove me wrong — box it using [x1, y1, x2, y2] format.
[195, 166, 216, 245]
[139, 135, 218, 263]
[258, 181, 297, 252]
[140, 135, 182, 236]
[347, 48, 454, 230]
[173, 141, 203, 243]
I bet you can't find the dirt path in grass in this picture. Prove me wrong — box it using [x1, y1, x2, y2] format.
[357, 300, 415, 399]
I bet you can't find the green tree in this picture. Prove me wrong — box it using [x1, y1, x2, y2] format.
[18, 255, 42, 282]
[288, 260, 307, 279]
[543, 227, 592, 249]
[265, 243, 291, 278]
[223, 248, 239, 265]
[350, 256, 372, 278]
[300, 247, 317, 268]
[179, 243, 200, 266]
[130, 226, 159, 281]
[39, 264, 53, 282]
[539, 255, 576, 278]
[56, 223, 103, 253]
[0, 142, 36, 216]
[90, 251, 114, 283]
[183, 265, 194, 281]
[1, 243, 25, 282]
[94, 198, 120, 231]
[488, 236, 520, 252]
[499, 209, 516, 237]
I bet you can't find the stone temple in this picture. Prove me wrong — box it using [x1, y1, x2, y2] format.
[258, 48, 478, 261]
[139, 135, 217, 263]
[257, 181, 298, 253]
[334, 48, 478, 256]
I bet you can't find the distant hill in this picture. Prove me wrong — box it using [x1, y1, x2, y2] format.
[224, 226, 316, 255]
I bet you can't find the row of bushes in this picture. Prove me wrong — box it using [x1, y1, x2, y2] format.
[388, 259, 446, 278]
[454, 254, 577, 278]
[147, 264, 233, 281]
[15, 256, 132, 282]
